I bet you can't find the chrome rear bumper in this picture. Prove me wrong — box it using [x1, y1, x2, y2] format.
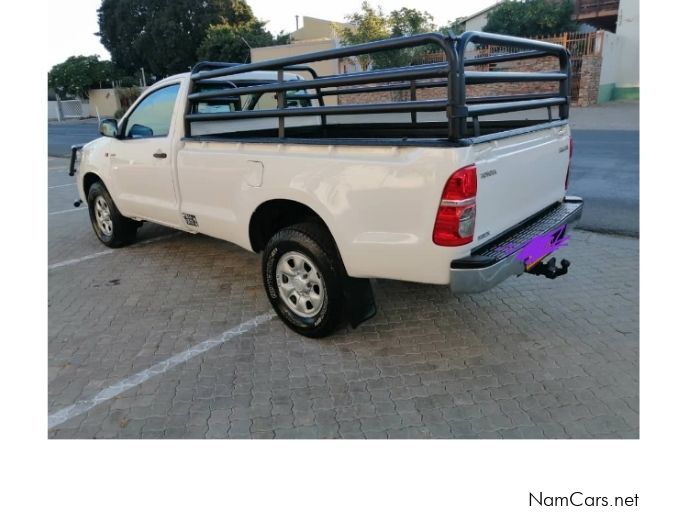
[449, 196, 584, 295]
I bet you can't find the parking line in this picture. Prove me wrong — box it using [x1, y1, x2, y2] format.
[48, 233, 181, 270]
[49, 249, 114, 270]
[49, 207, 86, 216]
[49, 183, 75, 189]
[48, 312, 275, 430]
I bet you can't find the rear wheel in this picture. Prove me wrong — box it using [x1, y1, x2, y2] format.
[87, 181, 138, 247]
[262, 222, 345, 338]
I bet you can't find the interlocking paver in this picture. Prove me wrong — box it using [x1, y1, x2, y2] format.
[48, 158, 638, 439]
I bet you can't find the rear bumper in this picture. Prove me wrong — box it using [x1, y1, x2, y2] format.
[449, 196, 584, 295]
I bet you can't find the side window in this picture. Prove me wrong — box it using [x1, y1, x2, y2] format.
[125, 84, 180, 139]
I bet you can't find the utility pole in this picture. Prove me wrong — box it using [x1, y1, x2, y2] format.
[295, 15, 299, 30]
[140, 67, 147, 87]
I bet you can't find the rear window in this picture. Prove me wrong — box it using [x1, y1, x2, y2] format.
[193, 82, 312, 114]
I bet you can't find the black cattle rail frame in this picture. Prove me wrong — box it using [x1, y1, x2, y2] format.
[185, 31, 571, 144]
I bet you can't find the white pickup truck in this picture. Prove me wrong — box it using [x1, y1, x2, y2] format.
[70, 31, 583, 337]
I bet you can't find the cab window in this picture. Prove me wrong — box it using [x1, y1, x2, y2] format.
[125, 84, 180, 139]
[249, 89, 311, 110]
[193, 84, 242, 114]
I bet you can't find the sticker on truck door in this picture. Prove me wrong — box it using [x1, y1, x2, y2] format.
[182, 213, 198, 227]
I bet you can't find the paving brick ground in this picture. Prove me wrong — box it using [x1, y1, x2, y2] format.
[48, 157, 639, 439]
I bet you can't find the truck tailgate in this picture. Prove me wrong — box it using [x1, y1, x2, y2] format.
[471, 125, 571, 247]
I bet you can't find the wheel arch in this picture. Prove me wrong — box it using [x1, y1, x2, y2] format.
[82, 171, 104, 197]
[248, 199, 337, 254]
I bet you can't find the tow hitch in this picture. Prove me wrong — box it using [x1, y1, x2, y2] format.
[527, 257, 570, 279]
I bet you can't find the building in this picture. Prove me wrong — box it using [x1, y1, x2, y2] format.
[459, 0, 638, 102]
[573, 0, 621, 32]
[250, 16, 356, 105]
[573, 0, 638, 101]
[289, 16, 344, 43]
[461, 1, 503, 33]
[602, 0, 638, 99]
[461, 0, 630, 35]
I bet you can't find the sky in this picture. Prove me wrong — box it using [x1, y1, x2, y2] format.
[47, 0, 498, 69]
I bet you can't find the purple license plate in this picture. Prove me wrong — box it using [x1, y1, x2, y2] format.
[498, 225, 570, 269]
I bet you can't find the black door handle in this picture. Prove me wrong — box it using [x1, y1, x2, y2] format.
[153, 152, 167, 159]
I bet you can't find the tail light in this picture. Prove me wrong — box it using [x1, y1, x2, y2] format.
[432, 164, 477, 246]
[565, 136, 573, 190]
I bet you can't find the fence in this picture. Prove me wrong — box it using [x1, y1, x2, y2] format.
[528, 32, 599, 101]
[415, 31, 602, 103]
[50, 99, 89, 121]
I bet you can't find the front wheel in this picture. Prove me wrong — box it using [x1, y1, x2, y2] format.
[262, 222, 345, 338]
[87, 181, 138, 248]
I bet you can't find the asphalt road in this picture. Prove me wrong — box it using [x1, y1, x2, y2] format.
[568, 128, 639, 236]
[47, 114, 639, 236]
[48, 119, 99, 158]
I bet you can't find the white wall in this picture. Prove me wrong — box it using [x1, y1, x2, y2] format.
[88, 89, 120, 117]
[615, 0, 639, 87]
[48, 101, 60, 121]
[464, 11, 490, 33]
[47, 100, 91, 121]
[599, 31, 620, 86]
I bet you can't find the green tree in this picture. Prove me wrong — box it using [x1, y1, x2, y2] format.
[337, 2, 436, 69]
[97, 0, 256, 77]
[483, 0, 577, 38]
[197, 20, 288, 63]
[337, 2, 388, 70]
[388, 7, 434, 37]
[48, 55, 113, 99]
[438, 17, 465, 36]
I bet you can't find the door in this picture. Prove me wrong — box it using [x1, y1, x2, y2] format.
[109, 83, 181, 226]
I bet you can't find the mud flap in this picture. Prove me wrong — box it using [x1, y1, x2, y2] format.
[343, 277, 377, 329]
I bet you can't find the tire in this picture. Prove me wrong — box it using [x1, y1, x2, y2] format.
[262, 222, 345, 338]
[87, 181, 138, 248]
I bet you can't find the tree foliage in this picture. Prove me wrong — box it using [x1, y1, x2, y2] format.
[97, 0, 256, 77]
[336, 2, 387, 70]
[48, 55, 113, 99]
[388, 7, 434, 37]
[483, 0, 577, 38]
[337, 2, 435, 70]
[438, 17, 465, 36]
[197, 20, 288, 63]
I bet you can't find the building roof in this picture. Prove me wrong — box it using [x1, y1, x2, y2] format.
[290, 15, 353, 42]
[462, 1, 502, 24]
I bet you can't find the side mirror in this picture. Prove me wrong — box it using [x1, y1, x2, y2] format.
[128, 124, 154, 139]
[99, 118, 119, 138]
